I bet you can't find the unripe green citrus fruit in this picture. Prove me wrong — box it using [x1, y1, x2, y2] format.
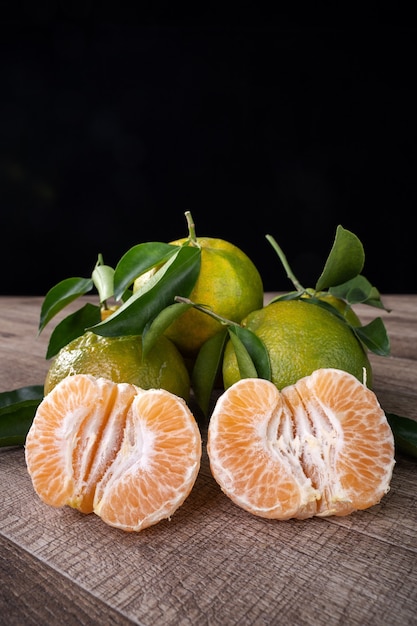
[222, 299, 372, 391]
[44, 331, 191, 402]
[134, 237, 264, 358]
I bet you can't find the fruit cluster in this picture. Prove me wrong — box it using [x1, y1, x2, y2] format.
[3, 210, 413, 533]
[38, 211, 390, 416]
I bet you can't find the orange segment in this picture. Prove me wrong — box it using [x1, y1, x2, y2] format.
[94, 389, 202, 531]
[207, 369, 395, 520]
[25, 374, 202, 531]
[207, 378, 320, 520]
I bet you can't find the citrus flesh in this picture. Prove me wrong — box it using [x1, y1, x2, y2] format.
[135, 237, 264, 359]
[44, 331, 190, 402]
[25, 374, 202, 531]
[207, 369, 395, 520]
[223, 299, 372, 391]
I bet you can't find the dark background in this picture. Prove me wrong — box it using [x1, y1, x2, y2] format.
[1, 5, 416, 296]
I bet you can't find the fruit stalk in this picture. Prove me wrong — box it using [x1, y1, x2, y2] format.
[265, 235, 304, 292]
[184, 211, 198, 245]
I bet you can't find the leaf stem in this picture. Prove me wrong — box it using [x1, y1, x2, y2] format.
[174, 296, 239, 327]
[265, 234, 305, 293]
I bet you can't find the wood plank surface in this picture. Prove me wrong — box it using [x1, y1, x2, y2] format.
[0, 295, 416, 626]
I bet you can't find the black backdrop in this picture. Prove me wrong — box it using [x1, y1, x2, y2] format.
[1, 5, 416, 296]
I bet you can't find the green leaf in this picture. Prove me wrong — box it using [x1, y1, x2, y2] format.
[329, 275, 373, 303]
[46, 302, 101, 359]
[227, 326, 271, 381]
[142, 302, 193, 358]
[0, 385, 44, 447]
[228, 331, 258, 378]
[90, 245, 201, 337]
[39, 277, 94, 334]
[229, 326, 272, 380]
[386, 412, 417, 459]
[300, 295, 348, 322]
[315, 225, 365, 292]
[352, 317, 391, 356]
[329, 275, 390, 311]
[92, 263, 114, 304]
[192, 329, 228, 417]
[0, 385, 44, 410]
[113, 242, 179, 300]
[365, 289, 390, 311]
[268, 291, 301, 304]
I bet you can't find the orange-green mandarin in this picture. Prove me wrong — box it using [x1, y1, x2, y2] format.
[135, 237, 264, 359]
[44, 331, 191, 402]
[222, 299, 372, 392]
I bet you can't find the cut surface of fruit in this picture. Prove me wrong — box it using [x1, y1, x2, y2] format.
[25, 374, 202, 531]
[207, 369, 395, 520]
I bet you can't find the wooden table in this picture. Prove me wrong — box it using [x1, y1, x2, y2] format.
[1, 295, 416, 626]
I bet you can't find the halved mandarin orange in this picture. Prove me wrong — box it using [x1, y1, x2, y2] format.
[207, 368, 395, 520]
[25, 374, 202, 531]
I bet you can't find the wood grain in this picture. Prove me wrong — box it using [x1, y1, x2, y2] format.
[1, 295, 416, 626]
[0, 534, 134, 625]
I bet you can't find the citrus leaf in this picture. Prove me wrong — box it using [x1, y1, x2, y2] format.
[192, 328, 228, 418]
[329, 275, 390, 311]
[46, 302, 101, 359]
[386, 412, 417, 459]
[89, 246, 201, 337]
[230, 326, 272, 380]
[92, 263, 114, 304]
[365, 289, 390, 310]
[329, 275, 373, 303]
[0, 385, 44, 447]
[268, 291, 300, 304]
[142, 302, 193, 358]
[300, 295, 348, 322]
[0, 385, 44, 410]
[352, 317, 390, 356]
[228, 330, 258, 378]
[113, 242, 178, 300]
[315, 225, 365, 292]
[39, 277, 94, 334]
